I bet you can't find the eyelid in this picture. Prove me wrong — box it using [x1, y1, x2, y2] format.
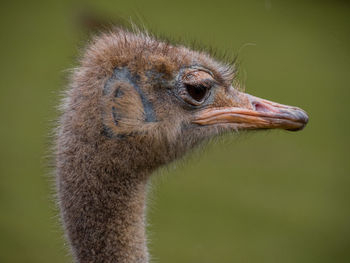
[201, 78, 218, 87]
[186, 65, 215, 78]
[184, 79, 218, 91]
[182, 70, 215, 85]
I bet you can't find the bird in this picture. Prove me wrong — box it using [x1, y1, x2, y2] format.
[55, 28, 308, 263]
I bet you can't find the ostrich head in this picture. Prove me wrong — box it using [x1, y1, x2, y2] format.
[63, 29, 308, 174]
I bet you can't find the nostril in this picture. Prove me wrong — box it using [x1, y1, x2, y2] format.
[252, 101, 270, 112]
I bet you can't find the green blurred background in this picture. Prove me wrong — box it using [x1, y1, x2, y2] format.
[0, 0, 349, 262]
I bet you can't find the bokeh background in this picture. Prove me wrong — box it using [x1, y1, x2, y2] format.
[0, 0, 349, 262]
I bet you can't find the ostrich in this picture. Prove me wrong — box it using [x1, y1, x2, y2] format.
[55, 29, 308, 263]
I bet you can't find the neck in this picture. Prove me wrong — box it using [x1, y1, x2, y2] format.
[57, 145, 150, 263]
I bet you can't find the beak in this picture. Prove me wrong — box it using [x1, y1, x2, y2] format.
[193, 92, 308, 131]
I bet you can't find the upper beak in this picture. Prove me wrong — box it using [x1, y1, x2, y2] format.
[193, 92, 309, 131]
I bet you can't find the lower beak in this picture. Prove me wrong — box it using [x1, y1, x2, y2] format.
[193, 93, 308, 131]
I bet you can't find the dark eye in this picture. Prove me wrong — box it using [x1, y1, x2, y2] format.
[177, 69, 214, 106]
[185, 84, 208, 102]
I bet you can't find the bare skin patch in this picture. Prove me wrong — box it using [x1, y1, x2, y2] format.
[103, 67, 157, 123]
[101, 67, 159, 139]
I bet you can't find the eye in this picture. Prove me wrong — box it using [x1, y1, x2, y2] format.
[185, 84, 208, 102]
[178, 69, 215, 107]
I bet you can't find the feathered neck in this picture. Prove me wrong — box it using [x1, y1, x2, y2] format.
[56, 138, 151, 263]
